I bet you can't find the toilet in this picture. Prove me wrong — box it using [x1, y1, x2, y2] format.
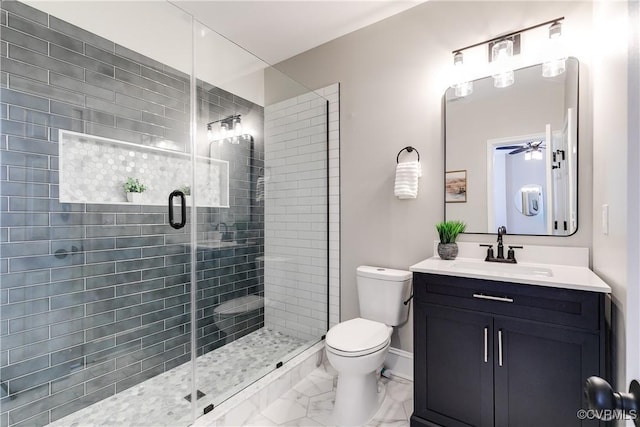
[325, 266, 412, 426]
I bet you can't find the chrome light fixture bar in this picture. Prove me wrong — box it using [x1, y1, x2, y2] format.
[206, 114, 254, 144]
[450, 16, 566, 91]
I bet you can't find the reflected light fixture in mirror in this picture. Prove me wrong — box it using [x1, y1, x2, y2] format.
[207, 114, 254, 145]
[451, 52, 473, 97]
[542, 21, 566, 77]
[492, 39, 515, 88]
[531, 148, 543, 160]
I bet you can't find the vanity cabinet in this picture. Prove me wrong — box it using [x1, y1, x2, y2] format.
[412, 272, 606, 427]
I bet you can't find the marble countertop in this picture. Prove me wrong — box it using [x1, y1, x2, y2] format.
[410, 257, 611, 293]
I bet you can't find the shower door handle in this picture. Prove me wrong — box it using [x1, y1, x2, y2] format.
[169, 190, 186, 229]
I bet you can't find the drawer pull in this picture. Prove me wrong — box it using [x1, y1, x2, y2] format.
[498, 329, 504, 367]
[483, 327, 488, 363]
[473, 293, 514, 303]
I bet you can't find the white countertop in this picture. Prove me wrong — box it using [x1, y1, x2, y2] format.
[410, 257, 611, 293]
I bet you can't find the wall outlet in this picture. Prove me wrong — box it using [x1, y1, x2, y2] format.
[602, 204, 609, 235]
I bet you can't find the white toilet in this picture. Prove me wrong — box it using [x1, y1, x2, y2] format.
[325, 265, 412, 426]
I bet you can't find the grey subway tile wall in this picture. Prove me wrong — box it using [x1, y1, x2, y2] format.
[0, 2, 264, 426]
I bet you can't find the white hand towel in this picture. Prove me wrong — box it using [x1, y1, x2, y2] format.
[256, 176, 265, 202]
[394, 161, 421, 199]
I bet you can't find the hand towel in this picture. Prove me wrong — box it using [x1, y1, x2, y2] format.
[394, 161, 421, 199]
[256, 176, 265, 202]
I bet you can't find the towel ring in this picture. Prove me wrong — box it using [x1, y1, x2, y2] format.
[397, 146, 420, 163]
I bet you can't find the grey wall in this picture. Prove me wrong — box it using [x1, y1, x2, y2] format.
[0, 2, 264, 426]
[273, 1, 595, 352]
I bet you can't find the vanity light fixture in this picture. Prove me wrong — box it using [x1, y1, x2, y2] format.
[451, 52, 473, 97]
[207, 114, 254, 144]
[542, 21, 566, 78]
[451, 17, 565, 90]
[491, 39, 515, 88]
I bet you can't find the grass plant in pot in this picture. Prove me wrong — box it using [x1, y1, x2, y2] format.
[124, 177, 147, 203]
[436, 220, 466, 260]
[178, 184, 191, 205]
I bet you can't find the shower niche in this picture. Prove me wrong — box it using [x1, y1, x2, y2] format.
[59, 130, 229, 206]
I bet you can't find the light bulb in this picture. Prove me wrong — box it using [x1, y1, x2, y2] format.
[543, 22, 566, 78]
[532, 149, 543, 160]
[451, 52, 473, 97]
[234, 120, 242, 137]
[524, 151, 532, 161]
[492, 39, 515, 88]
[207, 127, 213, 142]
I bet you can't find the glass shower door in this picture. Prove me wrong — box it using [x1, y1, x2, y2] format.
[0, 2, 200, 426]
[190, 19, 330, 419]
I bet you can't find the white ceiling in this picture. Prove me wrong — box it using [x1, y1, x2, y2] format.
[173, 1, 426, 65]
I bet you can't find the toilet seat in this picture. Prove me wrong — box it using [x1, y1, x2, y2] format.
[326, 318, 392, 357]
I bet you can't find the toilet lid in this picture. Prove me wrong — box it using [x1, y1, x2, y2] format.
[326, 318, 391, 355]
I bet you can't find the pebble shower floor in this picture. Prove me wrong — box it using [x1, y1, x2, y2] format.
[46, 329, 308, 427]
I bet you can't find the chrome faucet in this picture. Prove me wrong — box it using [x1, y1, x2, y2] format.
[479, 226, 522, 264]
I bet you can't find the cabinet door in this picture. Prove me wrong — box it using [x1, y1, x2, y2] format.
[414, 303, 494, 427]
[494, 317, 600, 427]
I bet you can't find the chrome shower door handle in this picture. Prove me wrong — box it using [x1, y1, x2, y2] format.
[169, 190, 186, 229]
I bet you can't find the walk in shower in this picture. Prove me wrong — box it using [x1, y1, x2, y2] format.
[0, 2, 331, 426]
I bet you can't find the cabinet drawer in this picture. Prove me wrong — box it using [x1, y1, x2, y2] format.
[414, 273, 603, 331]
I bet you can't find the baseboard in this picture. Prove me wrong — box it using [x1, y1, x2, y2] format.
[384, 347, 413, 381]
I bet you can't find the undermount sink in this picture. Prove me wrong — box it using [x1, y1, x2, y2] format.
[451, 261, 554, 277]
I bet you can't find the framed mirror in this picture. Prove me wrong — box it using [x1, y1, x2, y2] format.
[444, 57, 578, 236]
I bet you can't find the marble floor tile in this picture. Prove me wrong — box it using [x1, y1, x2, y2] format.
[262, 391, 309, 425]
[247, 366, 414, 427]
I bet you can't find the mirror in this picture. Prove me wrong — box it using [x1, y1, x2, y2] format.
[444, 57, 578, 236]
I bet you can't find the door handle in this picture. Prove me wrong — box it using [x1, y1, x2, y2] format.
[169, 190, 186, 229]
[498, 329, 503, 367]
[483, 327, 488, 363]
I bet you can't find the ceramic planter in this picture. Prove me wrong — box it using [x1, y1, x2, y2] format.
[126, 192, 143, 204]
[437, 242, 458, 260]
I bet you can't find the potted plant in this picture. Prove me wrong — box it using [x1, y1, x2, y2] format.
[435, 220, 466, 260]
[123, 177, 147, 203]
[178, 184, 191, 205]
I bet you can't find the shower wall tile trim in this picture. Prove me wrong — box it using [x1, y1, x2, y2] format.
[0, 2, 265, 426]
[263, 83, 339, 338]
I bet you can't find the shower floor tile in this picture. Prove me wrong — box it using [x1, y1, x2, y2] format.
[47, 328, 309, 427]
[245, 365, 414, 427]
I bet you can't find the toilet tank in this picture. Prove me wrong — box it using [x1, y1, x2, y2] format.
[357, 266, 412, 326]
